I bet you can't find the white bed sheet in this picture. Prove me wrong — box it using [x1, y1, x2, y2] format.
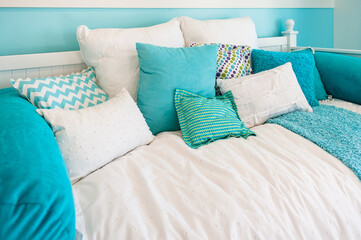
[73, 99, 361, 240]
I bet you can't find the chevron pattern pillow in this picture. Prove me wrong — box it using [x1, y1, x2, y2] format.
[11, 67, 109, 110]
[174, 89, 255, 149]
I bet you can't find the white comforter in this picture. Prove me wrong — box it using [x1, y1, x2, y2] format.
[73, 100, 361, 240]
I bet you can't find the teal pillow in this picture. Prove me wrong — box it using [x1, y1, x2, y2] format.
[315, 52, 361, 105]
[174, 89, 255, 149]
[292, 49, 327, 100]
[252, 49, 320, 106]
[0, 88, 75, 239]
[137, 43, 218, 135]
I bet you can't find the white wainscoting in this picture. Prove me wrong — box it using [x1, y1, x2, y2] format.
[0, 0, 335, 8]
[0, 35, 290, 89]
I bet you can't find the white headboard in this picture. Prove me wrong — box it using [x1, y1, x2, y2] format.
[0, 19, 299, 89]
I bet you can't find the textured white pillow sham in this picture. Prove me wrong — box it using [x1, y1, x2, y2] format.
[77, 19, 185, 99]
[38, 88, 154, 183]
[217, 62, 312, 128]
[180, 16, 258, 49]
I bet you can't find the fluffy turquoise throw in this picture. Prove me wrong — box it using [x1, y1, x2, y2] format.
[267, 105, 361, 180]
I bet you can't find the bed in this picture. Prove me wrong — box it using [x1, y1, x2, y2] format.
[0, 18, 361, 240]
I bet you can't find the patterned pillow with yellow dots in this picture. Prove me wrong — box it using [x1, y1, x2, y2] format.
[189, 43, 252, 95]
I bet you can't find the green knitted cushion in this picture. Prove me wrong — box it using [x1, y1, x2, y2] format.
[174, 89, 255, 149]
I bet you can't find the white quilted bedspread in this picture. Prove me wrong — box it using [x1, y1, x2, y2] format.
[73, 100, 361, 240]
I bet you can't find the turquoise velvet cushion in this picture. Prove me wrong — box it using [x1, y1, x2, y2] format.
[252, 49, 319, 106]
[315, 52, 361, 105]
[174, 89, 255, 149]
[137, 43, 218, 135]
[0, 88, 75, 239]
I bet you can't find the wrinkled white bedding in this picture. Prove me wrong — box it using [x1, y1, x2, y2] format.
[73, 99, 361, 240]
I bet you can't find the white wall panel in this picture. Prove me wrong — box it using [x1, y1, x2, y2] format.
[334, 0, 361, 50]
[25, 68, 40, 79]
[0, 71, 12, 89]
[0, 34, 298, 89]
[11, 69, 26, 80]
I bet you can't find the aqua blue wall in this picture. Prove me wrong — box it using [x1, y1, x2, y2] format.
[0, 8, 333, 56]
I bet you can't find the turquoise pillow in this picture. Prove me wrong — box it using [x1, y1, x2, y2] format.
[0, 88, 75, 239]
[315, 52, 361, 105]
[137, 43, 218, 135]
[252, 49, 320, 106]
[174, 89, 255, 149]
[292, 49, 327, 100]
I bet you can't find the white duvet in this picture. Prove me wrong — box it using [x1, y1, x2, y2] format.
[73, 100, 361, 240]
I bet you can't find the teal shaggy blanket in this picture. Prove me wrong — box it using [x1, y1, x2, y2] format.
[267, 105, 361, 180]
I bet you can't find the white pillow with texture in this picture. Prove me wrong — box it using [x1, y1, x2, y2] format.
[217, 62, 312, 128]
[77, 19, 185, 99]
[180, 16, 258, 49]
[38, 88, 153, 183]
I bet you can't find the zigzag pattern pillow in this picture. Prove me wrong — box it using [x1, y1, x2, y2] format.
[189, 43, 252, 95]
[11, 68, 109, 110]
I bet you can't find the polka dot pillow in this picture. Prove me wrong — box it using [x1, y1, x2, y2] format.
[189, 43, 252, 95]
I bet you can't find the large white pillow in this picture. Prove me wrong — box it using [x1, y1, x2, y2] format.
[217, 62, 312, 128]
[38, 88, 154, 183]
[180, 16, 258, 49]
[77, 20, 185, 99]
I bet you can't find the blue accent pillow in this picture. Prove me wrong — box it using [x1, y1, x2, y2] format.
[0, 88, 75, 239]
[174, 89, 255, 149]
[252, 49, 319, 106]
[315, 52, 361, 105]
[10, 67, 109, 110]
[136, 43, 218, 135]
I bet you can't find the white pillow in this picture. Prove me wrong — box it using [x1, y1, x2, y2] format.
[77, 19, 185, 99]
[217, 62, 312, 128]
[38, 88, 153, 183]
[180, 16, 258, 49]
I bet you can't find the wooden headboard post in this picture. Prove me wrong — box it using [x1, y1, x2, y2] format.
[282, 19, 299, 52]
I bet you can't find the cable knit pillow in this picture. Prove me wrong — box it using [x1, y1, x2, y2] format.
[11, 67, 108, 110]
[190, 43, 252, 95]
[174, 89, 255, 149]
[217, 63, 313, 128]
[38, 88, 153, 183]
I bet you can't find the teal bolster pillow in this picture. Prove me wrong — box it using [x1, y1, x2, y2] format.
[136, 43, 218, 135]
[174, 89, 255, 149]
[314, 52, 361, 105]
[251, 49, 320, 106]
[0, 88, 75, 239]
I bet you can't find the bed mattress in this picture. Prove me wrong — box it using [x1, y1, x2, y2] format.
[73, 99, 361, 240]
